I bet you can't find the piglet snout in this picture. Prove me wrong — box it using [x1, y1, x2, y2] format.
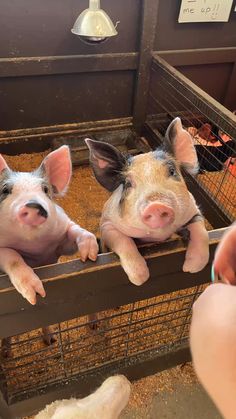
[141, 202, 174, 229]
[17, 201, 48, 226]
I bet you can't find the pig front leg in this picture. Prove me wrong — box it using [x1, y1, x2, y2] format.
[183, 220, 209, 273]
[101, 224, 149, 285]
[42, 326, 57, 346]
[1, 337, 11, 358]
[0, 248, 46, 305]
[67, 223, 99, 262]
[1, 328, 56, 359]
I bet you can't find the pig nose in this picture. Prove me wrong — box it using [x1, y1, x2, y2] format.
[141, 202, 174, 229]
[17, 201, 48, 226]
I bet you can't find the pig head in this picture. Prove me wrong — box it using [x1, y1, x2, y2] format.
[86, 117, 209, 285]
[0, 146, 98, 305]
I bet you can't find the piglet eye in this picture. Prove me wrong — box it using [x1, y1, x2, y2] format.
[2, 186, 10, 195]
[125, 180, 132, 189]
[43, 185, 49, 194]
[168, 166, 176, 177]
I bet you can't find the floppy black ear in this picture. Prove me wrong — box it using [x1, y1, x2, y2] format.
[164, 117, 199, 175]
[85, 139, 127, 191]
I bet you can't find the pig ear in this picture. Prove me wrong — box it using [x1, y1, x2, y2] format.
[85, 138, 127, 191]
[0, 155, 10, 174]
[165, 117, 199, 175]
[40, 146, 72, 195]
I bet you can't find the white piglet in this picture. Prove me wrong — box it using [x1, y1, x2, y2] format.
[0, 146, 98, 354]
[0, 146, 98, 304]
[86, 117, 209, 286]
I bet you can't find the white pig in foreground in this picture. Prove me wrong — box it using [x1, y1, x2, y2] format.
[0, 146, 98, 305]
[35, 375, 131, 419]
[86, 117, 209, 285]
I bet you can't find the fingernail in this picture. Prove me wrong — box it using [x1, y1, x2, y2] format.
[211, 265, 215, 283]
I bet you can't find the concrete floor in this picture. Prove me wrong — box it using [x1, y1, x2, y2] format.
[121, 382, 222, 419]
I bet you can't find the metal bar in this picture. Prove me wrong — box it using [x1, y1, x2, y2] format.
[3, 290, 198, 353]
[132, 0, 159, 132]
[9, 344, 190, 417]
[2, 311, 191, 374]
[0, 53, 138, 78]
[5, 314, 190, 388]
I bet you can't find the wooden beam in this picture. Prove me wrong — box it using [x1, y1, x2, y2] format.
[0, 53, 138, 78]
[132, 0, 159, 133]
[0, 117, 133, 139]
[0, 117, 133, 155]
[157, 47, 236, 67]
[0, 229, 225, 338]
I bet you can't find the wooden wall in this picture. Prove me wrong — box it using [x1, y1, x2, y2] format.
[0, 0, 235, 130]
[155, 0, 236, 111]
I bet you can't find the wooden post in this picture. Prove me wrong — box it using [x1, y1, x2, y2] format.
[133, 0, 159, 133]
[224, 62, 236, 111]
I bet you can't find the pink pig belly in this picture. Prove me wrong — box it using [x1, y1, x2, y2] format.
[0, 224, 68, 267]
[0, 239, 60, 267]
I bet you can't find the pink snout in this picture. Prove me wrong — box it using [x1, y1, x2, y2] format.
[17, 201, 48, 227]
[141, 202, 174, 229]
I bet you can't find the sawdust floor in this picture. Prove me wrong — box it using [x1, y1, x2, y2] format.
[121, 364, 221, 419]
[198, 170, 236, 220]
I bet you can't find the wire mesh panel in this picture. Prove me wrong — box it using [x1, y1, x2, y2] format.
[0, 285, 205, 405]
[147, 55, 236, 223]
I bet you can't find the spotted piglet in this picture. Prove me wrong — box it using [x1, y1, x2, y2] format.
[86, 117, 209, 286]
[0, 146, 98, 355]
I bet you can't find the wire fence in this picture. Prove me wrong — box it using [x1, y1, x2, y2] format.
[0, 285, 205, 404]
[147, 58, 236, 222]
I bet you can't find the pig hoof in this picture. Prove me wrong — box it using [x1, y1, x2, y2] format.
[89, 322, 99, 331]
[183, 255, 209, 273]
[121, 259, 149, 286]
[129, 275, 149, 286]
[1, 339, 11, 359]
[127, 267, 149, 286]
[42, 333, 57, 346]
[1, 346, 11, 359]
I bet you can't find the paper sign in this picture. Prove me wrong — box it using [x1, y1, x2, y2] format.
[178, 0, 233, 23]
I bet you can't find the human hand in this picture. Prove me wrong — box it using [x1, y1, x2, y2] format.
[212, 223, 236, 284]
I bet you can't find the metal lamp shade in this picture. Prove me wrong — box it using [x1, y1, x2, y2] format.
[71, 1, 118, 44]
